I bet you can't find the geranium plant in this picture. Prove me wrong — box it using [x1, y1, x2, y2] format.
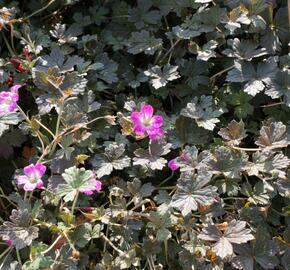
[0, 0, 289, 269]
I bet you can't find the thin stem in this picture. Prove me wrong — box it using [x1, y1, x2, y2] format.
[150, 256, 155, 270]
[49, 101, 64, 157]
[0, 193, 16, 207]
[1, 31, 15, 56]
[101, 234, 128, 257]
[61, 231, 76, 251]
[169, 187, 177, 196]
[158, 171, 174, 187]
[271, 207, 288, 217]
[24, 191, 28, 201]
[0, 247, 12, 260]
[164, 240, 168, 265]
[157, 186, 176, 190]
[11, 160, 18, 169]
[103, 225, 109, 253]
[35, 131, 46, 153]
[17, 105, 31, 123]
[147, 257, 154, 270]
[232, 144, 288, 152]
[158, 39, 181, 64]
[222, 197, 247, 201]
[62, 115, 116, 137]
[260, 102, 284, 108]
[16, 248, 22, 266]
[210, 65, 235, 80]
[71, 191, 79, 215]
[10, 25, 16, 54]
[28, 191, 34, 202]
[37, 145, 49, 163]
[54, 103, 63, 136]
[130, 199, 151, 211]
[18, 0, 56, 22]
[0, 248, 12, 270]
[34, 119, 56, 138]
[0, 196, 7, 213]
[41, 234, 62, 255]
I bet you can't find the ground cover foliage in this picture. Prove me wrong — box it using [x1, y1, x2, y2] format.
[0, 0, 289, 269]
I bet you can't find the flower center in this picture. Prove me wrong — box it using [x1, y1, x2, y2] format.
[142, 117, 152, 127]
[29, 173, 39, 183]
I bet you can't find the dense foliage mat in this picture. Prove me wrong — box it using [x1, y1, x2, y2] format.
[0, 0, 289, 269]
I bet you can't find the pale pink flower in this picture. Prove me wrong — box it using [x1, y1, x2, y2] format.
[130, 104, 164, 140]
[168, 159, 179, 171]
[79, 180, 102, 196]
[16, 163, 46, 191]
[0, 85, 21, 115]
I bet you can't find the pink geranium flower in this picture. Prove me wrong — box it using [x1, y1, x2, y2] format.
[16, 163, 46, 191]
[130, 104, 164, 140]
[79, 180, 102, 196]
[0, 85, 21, 115]
[168, 159, 179, 171]
[5, 239, 13, 246]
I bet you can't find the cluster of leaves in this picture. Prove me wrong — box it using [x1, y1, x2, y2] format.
[0, 0, 289, 269]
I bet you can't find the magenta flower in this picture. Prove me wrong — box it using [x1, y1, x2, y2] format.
[130, 104, 164, 140]
[0, 85, 21, 115]
[16, 163, 46, 191]
[5, 239, 13, 246]
[168, 159, 179, 171]
[95, 180, 102, 192]
[79, 180, 102, 196]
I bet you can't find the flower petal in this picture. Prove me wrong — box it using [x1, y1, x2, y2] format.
[168, 159, 179, 171]
[130, 112, 142, 125]
[95, 180, 102, 192]
[34, 163, 46, 177]
[147, 128, 164, 140]
[23, 164, 37, 176]
[134, 124, 146, 136]
[16, 175, 29, 185]
[10, 85, 22, 93]
[5, 240, 13, 246]
[140, 105, 154, 118]
[36, 180, 44, 189]
[151, 115, 163, 128]
[23, 182, 37, 191]
[79, 188, 94, 195]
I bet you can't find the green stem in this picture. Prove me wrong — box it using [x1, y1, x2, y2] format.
[271, 207, 288, 217]
[49, 102, 64, 157]
[0, 247, 12, 260]
[101, 234, 128, 257]
[16, 248, 22, 266]
[158, 171, 174, 187]
[222, 197, 247, 201]
[158, 39, 181, 64]
[1, 31, 15, 56]
[24, 191, 28, 201]
[0, 193, 16, 207]
[0, 247, 13, 269]
[103, 225, 109, 252]
[157, 186, 176, 190]
[210, 64, 235, 80]
[34, 119, 56, 139]
[41, 234, 62, 255]
[18, 0, 56, 22]
[164, 240, 168, 265]
[71, 191, 79, 215]
[28, 191, 34, 202]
